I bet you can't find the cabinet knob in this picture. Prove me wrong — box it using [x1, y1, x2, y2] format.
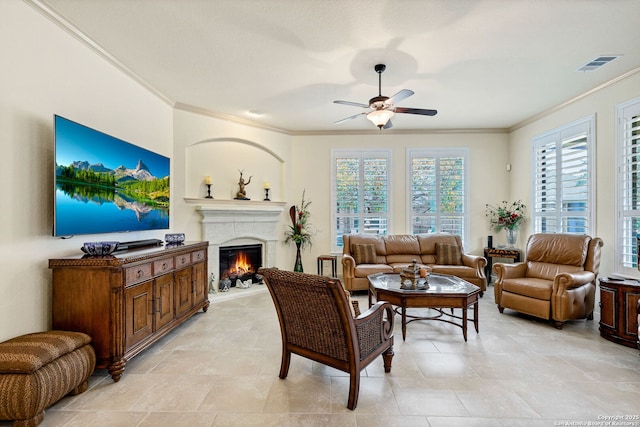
[137, 269, 143, 278]
[162, 262, 168, 270]
[182, 257, 187, 263]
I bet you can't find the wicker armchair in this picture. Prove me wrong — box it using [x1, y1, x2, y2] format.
[258, 268, 394, 410]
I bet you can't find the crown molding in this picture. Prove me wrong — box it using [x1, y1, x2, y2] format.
[509, 66, 640, 132]
[173, 103, 292, 135]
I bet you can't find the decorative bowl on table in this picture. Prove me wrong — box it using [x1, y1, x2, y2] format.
[164, 233, 185, 245]
[81, 241, 119, 256]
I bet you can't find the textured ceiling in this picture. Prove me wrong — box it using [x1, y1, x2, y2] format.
[32, 0, 640, 133]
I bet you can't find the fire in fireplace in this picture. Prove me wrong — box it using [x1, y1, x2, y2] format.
[219, 244, 263, 290]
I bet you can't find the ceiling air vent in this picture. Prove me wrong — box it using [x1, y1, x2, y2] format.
[576, 55, 621, 72]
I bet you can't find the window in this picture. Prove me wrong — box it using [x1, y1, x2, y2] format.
[616, 97, 640, 272]
[332, 150, 391, 251]
[407, 148, 468, 243]
[532, 116, 594, 235]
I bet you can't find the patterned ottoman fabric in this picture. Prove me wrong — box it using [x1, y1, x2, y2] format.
[0, 331, 96, 427]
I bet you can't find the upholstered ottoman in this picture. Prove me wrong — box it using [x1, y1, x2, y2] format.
[0, 331, 96, 427]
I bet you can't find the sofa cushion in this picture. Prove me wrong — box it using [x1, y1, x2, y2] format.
[384, 235, 420, 264]
[525, 261, 583, 281]
[436, 243, 463, 265]
[354, 264, 394, 278]
[352, 243, 377, 264]
[526, 233, 590, 267]
[502, 277, 553, 300]
[346, 234, 387, 263]
[430, 265, 476, 278]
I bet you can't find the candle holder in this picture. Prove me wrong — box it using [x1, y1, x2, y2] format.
[205, 184, 213, 199]
[264, 188, 270, 201]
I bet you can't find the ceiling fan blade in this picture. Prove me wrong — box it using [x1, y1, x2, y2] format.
[394, 107, 438, 116]
[333, 100, 369, 108]
[334, 112, 365, 124]
[382, 119, 393, 130]
[387, 89, 414, 106]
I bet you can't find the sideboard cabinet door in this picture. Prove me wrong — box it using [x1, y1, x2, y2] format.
[124, 281, 154, 349]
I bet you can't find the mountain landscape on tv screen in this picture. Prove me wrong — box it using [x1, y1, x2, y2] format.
[55, 158, 170, 235]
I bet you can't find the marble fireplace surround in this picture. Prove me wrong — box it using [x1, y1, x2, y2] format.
[192, 199, 286, 289]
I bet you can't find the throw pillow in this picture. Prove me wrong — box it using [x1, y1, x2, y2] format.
[436, 243, 463, 265]
[352, 243, 377, 264]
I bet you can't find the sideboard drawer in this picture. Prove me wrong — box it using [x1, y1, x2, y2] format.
[192, 250, 206, 263]
[153, 257, 174, 275]
[125, 263, 152, 285]
[175, 253, 191, 268]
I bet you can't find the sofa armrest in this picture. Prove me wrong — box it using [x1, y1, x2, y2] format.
[342, 254, 356, 289]
[342, 254, 356, 276]
[461, 253, 487, 276]
[553, 271, 595, 293]
[461, 253, 486, 268]
[493, 262, 528, 282]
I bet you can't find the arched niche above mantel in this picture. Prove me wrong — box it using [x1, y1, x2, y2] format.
[185, 138, 285, 201]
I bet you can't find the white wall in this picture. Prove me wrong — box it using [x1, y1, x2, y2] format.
[290, 132, 510, 272]
[171, 108, 294, 268]
[0, 2, 173, 341]
[509, 71, 640, 278]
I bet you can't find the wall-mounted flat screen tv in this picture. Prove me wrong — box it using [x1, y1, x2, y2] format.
[54, 115, 170, 236]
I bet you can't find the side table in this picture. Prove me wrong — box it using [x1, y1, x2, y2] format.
[599, 277, 640, 349]
[317, 254, 337, 277]
[484, 248, 521, 283]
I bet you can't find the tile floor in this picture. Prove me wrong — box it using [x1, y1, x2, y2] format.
[5, 284, 640, 427]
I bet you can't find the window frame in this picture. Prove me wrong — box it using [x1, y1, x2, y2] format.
[406, 147, 469, 248]
[331, 149, 392, 253]
[615, 97, 640, 275]
[530, 115, 595, 236]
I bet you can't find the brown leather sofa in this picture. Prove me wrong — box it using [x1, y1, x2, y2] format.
[493, 233, 603, 329]
[342, 233, 487, 293]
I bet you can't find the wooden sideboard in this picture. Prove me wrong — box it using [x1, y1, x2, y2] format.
[598, 277, 640, 348]
[49, 241, 210, 381]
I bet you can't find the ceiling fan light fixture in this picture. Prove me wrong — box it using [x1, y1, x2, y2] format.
[367, 109, 394, 129]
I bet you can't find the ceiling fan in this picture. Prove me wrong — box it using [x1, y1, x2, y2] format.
[333, 64, 437, 129]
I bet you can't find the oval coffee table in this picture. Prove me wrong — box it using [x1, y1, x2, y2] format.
[368, 272, 480, 341]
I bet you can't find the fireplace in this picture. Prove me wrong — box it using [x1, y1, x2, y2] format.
[195, 200, 286, 292]
[219, 243, 262, 288]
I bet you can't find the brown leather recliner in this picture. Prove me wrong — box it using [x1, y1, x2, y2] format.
[493, 233, 603, 329]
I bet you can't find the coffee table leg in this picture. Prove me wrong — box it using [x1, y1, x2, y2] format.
[402, 305, 407, 341]
[462, 306, 468, 342]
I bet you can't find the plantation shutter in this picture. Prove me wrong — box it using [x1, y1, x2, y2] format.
[532, 117, 593, 234]
[408, 149, 467, 241]
[618, 99, 640, 269]
[333, 150, 390, 250]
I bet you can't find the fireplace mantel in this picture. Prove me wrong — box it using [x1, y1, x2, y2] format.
[189, 198, 287, 289]
[185, 198, 287, 213]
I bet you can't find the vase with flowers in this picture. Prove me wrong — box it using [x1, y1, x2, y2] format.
[284, 190, 313, 272]
[485, 200, 526, 248]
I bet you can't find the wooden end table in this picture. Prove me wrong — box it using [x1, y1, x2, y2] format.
[368, 273, 480, 341]
[599, 277, 640, 349]
[483, 248, 521, 282]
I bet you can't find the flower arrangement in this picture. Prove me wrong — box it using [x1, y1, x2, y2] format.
[485, 200, 526, 231]
[284, 190, 313, 250]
